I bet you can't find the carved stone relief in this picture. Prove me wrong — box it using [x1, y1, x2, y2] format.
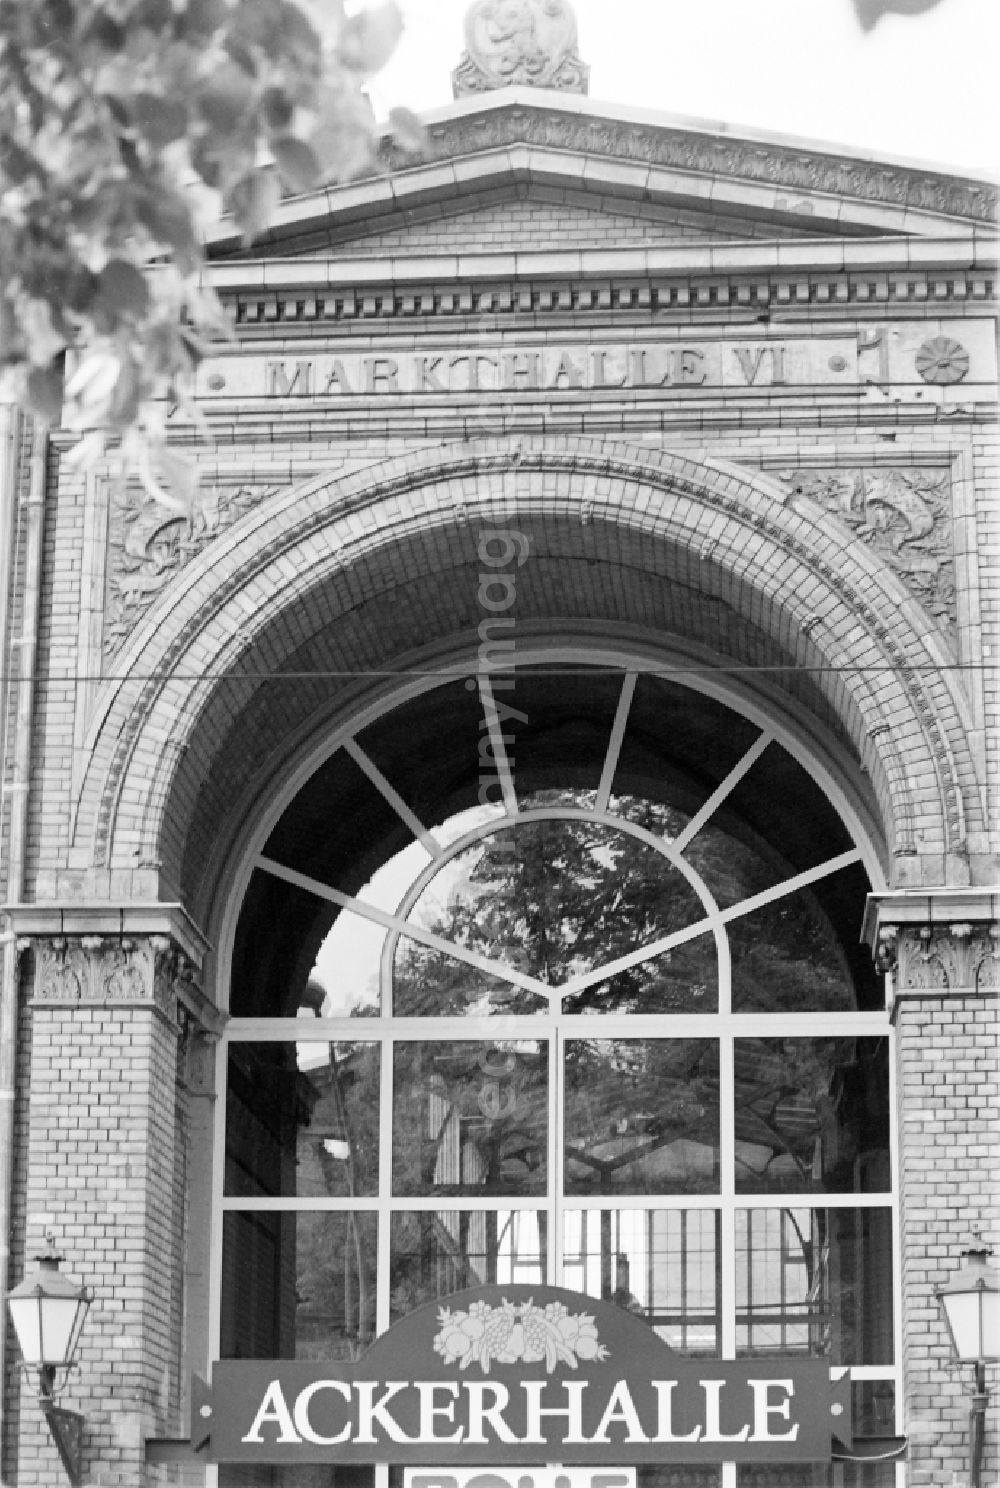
[104, 481, 281, 658]
[378, 109, 997, 224]
[780, 467, 955, 635]
[29, 934, 197, 1021]
[453, 0, 589, 96]
[876, 924, 1000, 992]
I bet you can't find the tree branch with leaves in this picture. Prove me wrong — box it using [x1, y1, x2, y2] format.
[0, 0, 420, 495]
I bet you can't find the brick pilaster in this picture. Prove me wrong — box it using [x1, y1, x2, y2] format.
[867, 898, 999, 1488]
[7, 928, 217, 1488]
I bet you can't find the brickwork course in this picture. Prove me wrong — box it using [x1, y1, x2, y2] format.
[0, 60, 997, 1488]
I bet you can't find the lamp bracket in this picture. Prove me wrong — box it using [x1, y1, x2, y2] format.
[40, 1400, 84, 1487]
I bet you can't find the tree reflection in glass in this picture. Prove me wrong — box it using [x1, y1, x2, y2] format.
[734, 1038, 891, 1193]
[564, 1040, 720, 1194]
[394, 813, 716, 1015]
[393, 1041, 548, 1196]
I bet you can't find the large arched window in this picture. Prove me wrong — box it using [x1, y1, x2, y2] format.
[214, 661, 898, 1487]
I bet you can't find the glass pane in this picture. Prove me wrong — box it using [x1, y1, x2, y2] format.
[225, 1043, 380, 1199]
[736, 1207, 894, 1365]
[356, 677, 491, 834]
[390, 1209, 547, 1321]
[565, 1040, 720, 1194]
[740, 1389, 897, 1488]
[639, 1473, 721, 1488]
[611, 674, 762, 814]
[221, 1212, 377, 1361]
[223, 1470, 374, 1488]
[853, 1378, 898, 1439]
[392, 937, 549, 1017]
[729, 863, 879, 1012]
[505, 666, 626, 801]
[264, 747, 414, 891]
[739, 1471, 896, 1488]
[735, 1039, 891, 1194]
[562, 1208, 720, 1356]
[393, 1041, 548, 1196]
[561, 930, 718, 1015]
[396, 818, 712, 1009]
[713, 744, 854, 899]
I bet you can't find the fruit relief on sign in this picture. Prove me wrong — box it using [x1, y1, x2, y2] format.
[192, 1286, 853, 1466]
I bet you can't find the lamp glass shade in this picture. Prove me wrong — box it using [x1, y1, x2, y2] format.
[935, 1250, 1000, 1363]
[6, 1258, 90, 1370]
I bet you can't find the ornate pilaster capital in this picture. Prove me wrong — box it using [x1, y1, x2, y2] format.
[862, 891, 1000, 1013]
[6, 903, 225, 1038]
[27, 934, 191, 1019]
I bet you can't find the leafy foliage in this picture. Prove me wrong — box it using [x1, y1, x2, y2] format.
[0, 0, 420, 492]
[394, 811, 717, 1018]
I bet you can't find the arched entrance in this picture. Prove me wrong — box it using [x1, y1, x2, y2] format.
[76, 438, 979, 925]
[61, 439, 972, 1484]
[209, 648, 899, 1488]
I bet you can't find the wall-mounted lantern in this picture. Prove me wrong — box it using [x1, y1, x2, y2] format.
[934, 1247, 999, 1488]
[6, 1240, 91, 1485]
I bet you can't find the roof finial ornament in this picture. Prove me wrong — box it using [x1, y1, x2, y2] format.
[453, 0, 590, 97]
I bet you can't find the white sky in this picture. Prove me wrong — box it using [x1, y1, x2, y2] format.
[368, 0, 1000, 177]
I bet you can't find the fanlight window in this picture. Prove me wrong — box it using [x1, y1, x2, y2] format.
[218, 665, 898, 1485]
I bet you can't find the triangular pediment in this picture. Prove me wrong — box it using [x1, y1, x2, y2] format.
[219, 183, 839, 261]
[207, 91, 996, 263]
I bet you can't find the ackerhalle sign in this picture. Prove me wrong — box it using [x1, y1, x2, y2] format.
[191, 1286, 853, 1466]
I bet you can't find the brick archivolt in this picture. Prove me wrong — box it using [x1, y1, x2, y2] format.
[73, 438, 983, 903]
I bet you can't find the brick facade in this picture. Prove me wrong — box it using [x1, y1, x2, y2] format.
[0, 83, 996, 1488]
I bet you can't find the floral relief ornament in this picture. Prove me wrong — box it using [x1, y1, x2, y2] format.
[915, 336, 970, 385]
[104, 480, 280, 657]
[433, 1298, 608, 1374]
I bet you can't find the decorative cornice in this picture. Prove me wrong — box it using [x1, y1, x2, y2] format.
[210, 241, 997, 327]
[372, 104, 997, 225]
[863, 888, 1000, 935]
[862, 891, 1000, 998]
[6, 902, 210, 975]
[225, 270, 997, 327]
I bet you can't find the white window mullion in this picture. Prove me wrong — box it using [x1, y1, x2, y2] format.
[595, 671, 636, 813]
[549, 1026, 562, 1286]
[376, 1036, 394, 1338]
[207, 1034, 228, 1366]
[719, 1029, 737, 1360]
[672, 732, 774, 855]
[343, 736, 444, 859]
[888, 1012, 905, 1428]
